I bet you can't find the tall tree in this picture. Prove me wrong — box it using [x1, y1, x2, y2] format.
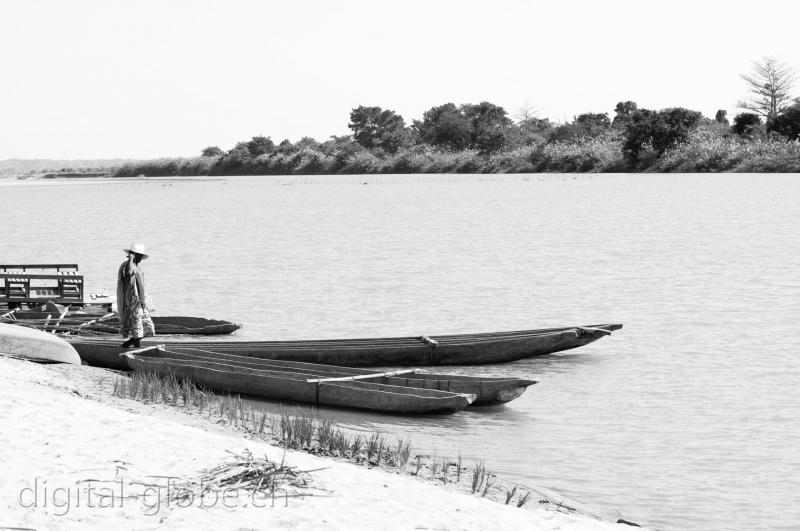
[515, 117, 553, 146]
[462, 101, 513, 153]
[515, 101, 538, 122]
[622, 107, 702, 162]
[575, 113, 611, 129]
[246, 136, 275, 157]
[277, 139, 294, 153]
[732, 113, 762, 137]
[348, 106, 408, 153]
[413, 103, 473, 150]
[201, 146, 223, 157]
[295, 136, 321, 150]
[739, 57, 797, 122]
[714, 110, 729, 125]
[612, 101, 638, 128]
[770, 100, 800, 140]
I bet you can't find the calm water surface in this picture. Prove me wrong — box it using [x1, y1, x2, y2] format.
[3, 174, 799, 531]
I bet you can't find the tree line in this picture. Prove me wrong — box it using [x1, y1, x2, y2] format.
[115, 57, 800, 176]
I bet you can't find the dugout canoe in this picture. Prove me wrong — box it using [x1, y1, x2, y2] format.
[123, 344, 535, 406]
[0, 322, 81, 364]
[122, 346, 477, 414]
[70, 323, 622, 370]
[82, 316, 242, 336]
[1, 311, 242, 336]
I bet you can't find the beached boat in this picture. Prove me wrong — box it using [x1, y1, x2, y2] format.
[124, 344, 535, 406]
[122, 346, 480, 414]
[71, 323, 622, 370]
[1, 310, 242, 336]
[0, 322, 81, 364]
[79, 316, 242, 336]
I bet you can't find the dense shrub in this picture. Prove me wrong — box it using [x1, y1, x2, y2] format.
[622, 107, 702, 162]
[115, 157, 214, 177]
[381, 146, 430, 174]
[341, 151, 382, 174]
[481, 147, 537, 173]
[294, 148, 332, 174]
[531, 136, 624, 172]
[732, 113, 762, 137]
[653, 129, 800, 172]
[770, 103, 800, 140]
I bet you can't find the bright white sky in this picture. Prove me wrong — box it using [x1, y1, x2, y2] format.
[2, 0, 799, 159]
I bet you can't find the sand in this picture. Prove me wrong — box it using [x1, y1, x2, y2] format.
[0, 356, 635, 530]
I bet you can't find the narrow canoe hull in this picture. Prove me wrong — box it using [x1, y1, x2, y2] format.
[382, 373, 534, 406]
[124, 353, 475, 414]
[121, 346, 535, 406]
[0, 322, 81, 364]
[71, 323, 622, 370]
[2, 314, 242, 335]
[86, 316, 242, 335]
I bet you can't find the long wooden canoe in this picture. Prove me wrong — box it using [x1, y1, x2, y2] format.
[123, 345, 535, 406]
[1, 312, 242, 336]
[81, 316, 242, 336]
[71, 323, 621, 370]
[0, 322, 81, 364]
[122, 347, 477, 415]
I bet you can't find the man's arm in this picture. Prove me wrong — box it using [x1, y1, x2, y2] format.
[135, 270, 146, 309]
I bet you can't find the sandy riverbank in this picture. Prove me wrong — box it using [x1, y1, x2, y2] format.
[0, 356, 638, 530]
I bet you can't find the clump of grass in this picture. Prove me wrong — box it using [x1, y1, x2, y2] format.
[471, 461, 486, 494]
[481, 473, 495, 498]
[413, 455, 423, 476]
[441, 457, 451, 484]
[111, 376, 124, 397]
[128, 373, 141, 398]
[394, 438, 411, 470]
[294, 414, 314, 447]
[330, 429, 350, 457]
[317, 417, 335, 449]
[350, 435, 364, 460]
[277, 406, 316, 448]
[366, 433, 384, 465]
[517, 491, 531, 508]
[505, 486, 517, 504]
[256, 412, 268, 434]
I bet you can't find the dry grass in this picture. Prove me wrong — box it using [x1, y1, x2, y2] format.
[167, 448, 324, 504]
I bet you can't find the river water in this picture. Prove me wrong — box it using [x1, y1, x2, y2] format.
[2, 173, 798, 531]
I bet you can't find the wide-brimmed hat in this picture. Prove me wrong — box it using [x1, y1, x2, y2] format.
[123, 243, 149, 259]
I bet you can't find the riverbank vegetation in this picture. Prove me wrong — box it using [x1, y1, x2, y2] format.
[8, 59, 796, 178]
[113, 58, 798, 176]
[115, 108, 799, 178]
